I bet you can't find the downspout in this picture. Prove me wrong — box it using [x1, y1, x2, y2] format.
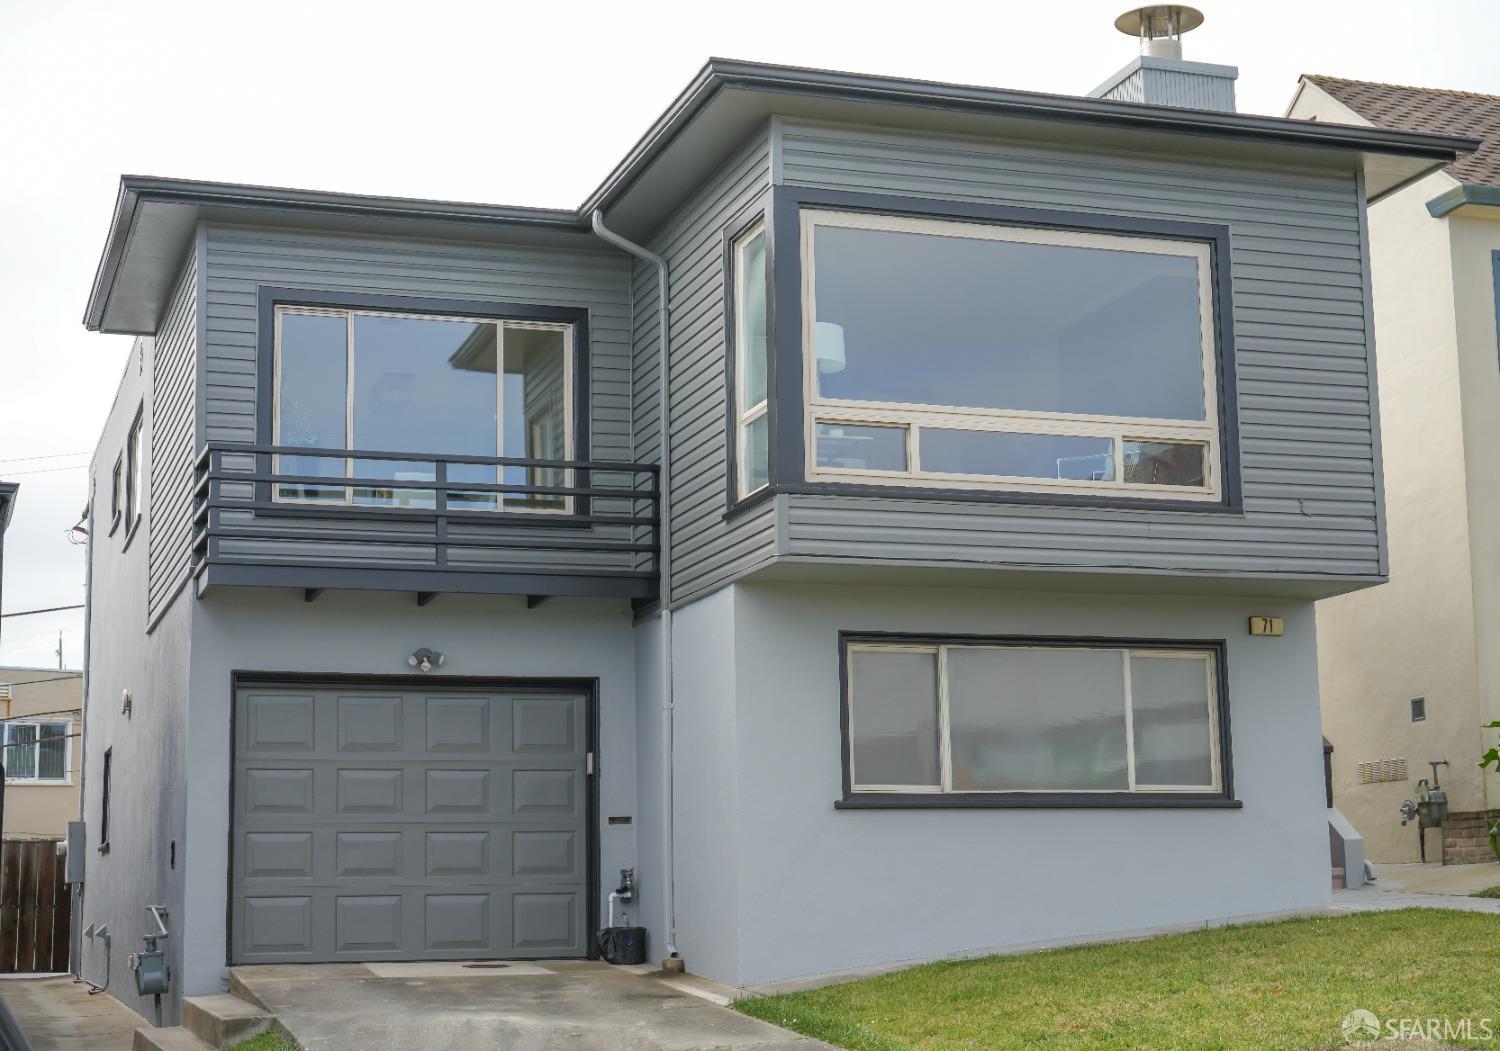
[589, 210, 678, 963]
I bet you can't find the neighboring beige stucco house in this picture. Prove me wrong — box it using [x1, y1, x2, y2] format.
[1288, 76, 1500, 864]
[0, 669, 82, 839]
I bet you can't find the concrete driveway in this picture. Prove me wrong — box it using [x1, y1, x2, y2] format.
[231, 961, 836, 1051]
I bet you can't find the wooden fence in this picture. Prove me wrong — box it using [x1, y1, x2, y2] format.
[0, 839, 69, 973]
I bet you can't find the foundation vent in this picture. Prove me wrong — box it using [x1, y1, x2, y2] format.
[1358, 758, 1408, 784]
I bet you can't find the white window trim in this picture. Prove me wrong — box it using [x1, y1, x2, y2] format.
[801, 209, 1221, 501]
[845, 642, 1222, 796]
[271, 305, 575, 515]
[4, 720, 74, 786]
[734, 220, 770, 499]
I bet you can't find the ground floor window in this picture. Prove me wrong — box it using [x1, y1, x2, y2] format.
[842, 636, 1228, 803]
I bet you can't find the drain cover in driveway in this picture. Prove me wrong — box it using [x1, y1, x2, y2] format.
[462, 963, 510, 969]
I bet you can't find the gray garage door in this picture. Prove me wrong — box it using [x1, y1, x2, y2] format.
[231, 682, 591, 964]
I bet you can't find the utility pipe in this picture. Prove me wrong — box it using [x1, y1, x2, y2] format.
[589, 210, 678, 963]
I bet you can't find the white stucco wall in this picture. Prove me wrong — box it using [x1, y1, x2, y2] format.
[1290, 80, 1499, 861]
[670, 581, 1329, 989]
[1312, 170, 1484, 861]
[1448, 213, 1500, 809]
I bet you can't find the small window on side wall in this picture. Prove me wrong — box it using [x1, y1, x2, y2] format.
[99, 747, 112, 853]
[109, 456, 123, 533]
[124, 409, 144, 532]
[844, 638, 1227, 802]
[733, 220, 770, 498]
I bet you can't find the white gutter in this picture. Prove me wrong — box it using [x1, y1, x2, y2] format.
[589, 210, 679, 963]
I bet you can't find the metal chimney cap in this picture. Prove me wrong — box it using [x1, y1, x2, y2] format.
[1114, 5, 1205, 38]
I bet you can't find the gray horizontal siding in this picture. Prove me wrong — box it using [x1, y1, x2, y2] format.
[147, 249, 199, 623]
[635, 127, 776, 604]
[777, 119, 1382, 581]
[201, 225, 640, 578]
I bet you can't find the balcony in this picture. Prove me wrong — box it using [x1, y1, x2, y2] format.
[191, 442, 659, 602]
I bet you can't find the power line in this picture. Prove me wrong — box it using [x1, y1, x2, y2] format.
[0, 452, 90, 465]
[0, 707, 84, 722]
[1, 464, 89, 478]
[0, 605, 85, 619]
[0, 675, 84, 689]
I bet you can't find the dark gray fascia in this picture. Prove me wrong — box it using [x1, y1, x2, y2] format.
[86, 59, 1478, 334]
[580, 57, 1478, 217]
[1426, 182, 1500, 217]
[83, 177, 585, 332]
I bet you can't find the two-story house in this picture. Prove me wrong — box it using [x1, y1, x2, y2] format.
[1288, 76, 1500, 865]
[76, 31, 1472, 1028]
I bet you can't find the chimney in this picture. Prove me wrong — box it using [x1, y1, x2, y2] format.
[1088, 5, 1238, 112]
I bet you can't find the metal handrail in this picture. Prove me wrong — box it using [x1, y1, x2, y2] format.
[191, 442, 660, 586]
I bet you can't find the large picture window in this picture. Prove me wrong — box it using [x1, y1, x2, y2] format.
[803, 210, 1221, 501]
[843, 638, 1226, 802]
[273, 306, 573, 513]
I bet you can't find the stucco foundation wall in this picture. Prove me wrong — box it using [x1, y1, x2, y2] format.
[664, 591, 740, 980]
[679, 581, 1329, 988]
[178, 590, 639, 998]
[80, 338, 195, 1025]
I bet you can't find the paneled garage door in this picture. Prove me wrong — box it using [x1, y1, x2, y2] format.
[230, 681, 592, 964]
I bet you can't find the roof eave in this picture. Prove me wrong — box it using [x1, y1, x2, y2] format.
[581, 58, 1476, 221]
[1427, 182, 1500, 217]
[84, 177, 586, 333]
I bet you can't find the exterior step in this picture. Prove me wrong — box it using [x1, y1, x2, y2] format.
[183, 993, 272, 1047]
[132, 1027, 213, 1051]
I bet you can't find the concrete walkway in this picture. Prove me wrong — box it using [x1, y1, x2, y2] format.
[1333, 859, 1500, 915]
[0, 975, 142, 1051]
[232, 960, 836, 1051]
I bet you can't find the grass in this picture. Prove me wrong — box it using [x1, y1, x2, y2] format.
[226, 1031, 299, 1051]
[735, 910, 1497, 1051]
[1472, 885, 1500, 899]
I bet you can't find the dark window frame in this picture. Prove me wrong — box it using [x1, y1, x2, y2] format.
[254, 287, 592, 516]
[835, 631, 1238, 810]
[768, 187, 1243, 513]
[98, 747, 112, 853]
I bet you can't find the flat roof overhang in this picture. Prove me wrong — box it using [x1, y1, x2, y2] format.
[85, 58, 1478, 335]
[0, 482, 17, 533]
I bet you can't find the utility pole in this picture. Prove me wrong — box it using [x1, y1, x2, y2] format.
[56, 630, 63, 670]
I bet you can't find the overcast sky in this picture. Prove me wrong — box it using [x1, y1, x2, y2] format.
[2, 0, 1497, 668]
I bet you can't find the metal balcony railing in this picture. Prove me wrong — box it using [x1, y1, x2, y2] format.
[191, 442, 660, 600]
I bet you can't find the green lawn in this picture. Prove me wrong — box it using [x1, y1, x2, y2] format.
[227, 1031, 298, 1051]
[1473, 885, 1500, 899]
[736, 910, 1496, 1051]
